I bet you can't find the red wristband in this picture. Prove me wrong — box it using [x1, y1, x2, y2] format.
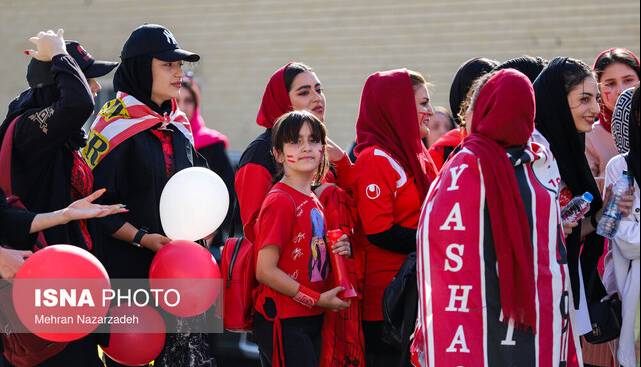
[293, 285, 320, 308]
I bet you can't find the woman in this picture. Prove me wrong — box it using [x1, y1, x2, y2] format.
[235, 63, 350, 243]
[587, 48, 640, 189]
[534, 57, 635, 367]
[428, 57, 498, 171]
[413, 69, 579, 367]
[178, 76, 235, 245]
[85, 24, 213, 367]
[1, 29, 117, 253]
[604, 86, 640, 367]
[0, 28, 118, 367]
[352, 69, 437, 366]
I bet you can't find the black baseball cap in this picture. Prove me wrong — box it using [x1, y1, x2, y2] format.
[66, 41, 118, 78]
[120, 24, 200, 62]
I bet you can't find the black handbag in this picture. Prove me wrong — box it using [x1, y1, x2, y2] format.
[583, 297, 622, 344]
[382, 252, 417, 349]
[581, 247, 622, 345]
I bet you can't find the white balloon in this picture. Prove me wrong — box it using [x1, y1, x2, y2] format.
[160, 167, 229, 241]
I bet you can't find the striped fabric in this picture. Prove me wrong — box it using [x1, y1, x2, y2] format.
[412, 143, 583, 366]
[81, 91, 193, 169]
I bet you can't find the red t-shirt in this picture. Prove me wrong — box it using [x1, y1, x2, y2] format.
[254, 182, 331, 319]
[353, 146, 422, 320]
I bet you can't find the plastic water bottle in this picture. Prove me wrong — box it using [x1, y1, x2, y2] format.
[597, 171, 634, 239]
[561, 192, 594, 226]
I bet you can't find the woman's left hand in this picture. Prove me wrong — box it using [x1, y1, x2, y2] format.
[62, 189, 128, 223]
[332, 234, 351, 257]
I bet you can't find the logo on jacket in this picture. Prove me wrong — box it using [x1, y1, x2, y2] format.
[365, 184, 381, 200]
[28, 107, 54, 134]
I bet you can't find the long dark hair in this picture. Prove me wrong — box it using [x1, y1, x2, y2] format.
[284, 63, 313, 92]
[271, 110, 328, 185]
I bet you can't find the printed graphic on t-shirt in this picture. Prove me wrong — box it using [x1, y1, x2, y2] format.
[309, 208, 329, 282]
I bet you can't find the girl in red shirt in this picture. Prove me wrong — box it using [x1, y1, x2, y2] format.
[253, 110, 351, 367]
[352, 69, 437, 366]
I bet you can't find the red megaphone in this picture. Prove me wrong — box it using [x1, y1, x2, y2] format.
[326, 229, 358, 299]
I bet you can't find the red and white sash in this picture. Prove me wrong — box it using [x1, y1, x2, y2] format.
[81, 92, 194, 169]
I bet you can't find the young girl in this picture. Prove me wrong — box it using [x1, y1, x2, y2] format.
[253, 111, 351, 367]
[587, 48, 640, 190]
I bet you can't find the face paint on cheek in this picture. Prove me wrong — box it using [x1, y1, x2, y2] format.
[286, 154, 297, 163]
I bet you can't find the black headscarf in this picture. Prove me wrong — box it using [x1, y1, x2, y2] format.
[493, 56, 548, 84]
[113, 55, 171, 115]
[449, 57, 499, 125]
[533, 58, 602, 211]
[627, 87, 641, 186]
[533, 57, 605, 308]
[1, 59, 85, 150]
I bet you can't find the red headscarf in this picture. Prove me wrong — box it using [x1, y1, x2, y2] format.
[354, 69, 435, 198]
[463, 69, 537, 331]
[593, 48, 641, 132]
[256, 63, 293, 128]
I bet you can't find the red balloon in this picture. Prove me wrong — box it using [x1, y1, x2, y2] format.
[102, 305, 166, 366]
[149, 240, 222, 317]
[12, 245, 111, 342]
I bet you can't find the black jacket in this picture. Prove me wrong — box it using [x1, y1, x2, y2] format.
[90, 127, 207, 279]
[8, 55, 94, 250]
[0, 188, 36, 248]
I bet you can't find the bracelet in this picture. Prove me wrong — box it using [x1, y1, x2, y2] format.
[132, 228, 148, 248]
[293, 285, 320, 308]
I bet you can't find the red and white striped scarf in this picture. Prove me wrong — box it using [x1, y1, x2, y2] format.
[81, 91, 193, 169]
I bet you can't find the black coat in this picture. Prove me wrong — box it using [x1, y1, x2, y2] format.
[0, 188, 36, 249]
[7, 55, 94, 250]
[90, 127, 207, 279]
